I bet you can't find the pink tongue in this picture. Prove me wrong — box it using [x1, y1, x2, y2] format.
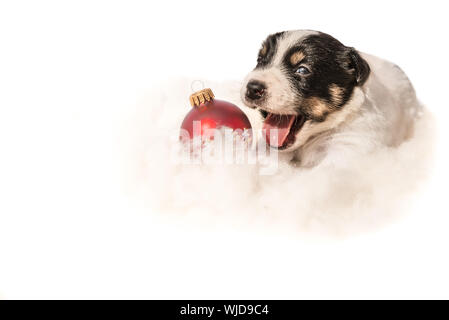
[263, 113, 296, 147]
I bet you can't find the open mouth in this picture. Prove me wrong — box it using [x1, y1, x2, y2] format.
[262, 112, 306, 149]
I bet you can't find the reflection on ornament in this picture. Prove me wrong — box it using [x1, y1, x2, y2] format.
[180, 88, 252, 142]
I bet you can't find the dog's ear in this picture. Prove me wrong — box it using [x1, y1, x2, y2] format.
[347, 48, 370, 86]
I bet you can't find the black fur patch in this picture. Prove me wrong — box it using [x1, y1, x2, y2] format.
[280, 32, 370, 120]
[256, 32, 285, 68]
[259, 109, 269, 119]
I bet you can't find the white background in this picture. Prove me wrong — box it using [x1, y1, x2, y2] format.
[0, 0, 448, 299]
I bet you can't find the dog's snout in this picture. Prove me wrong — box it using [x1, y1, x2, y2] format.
[246, 80, 266, 101]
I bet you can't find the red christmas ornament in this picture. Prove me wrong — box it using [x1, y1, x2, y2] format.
[180, 88, 252, 141]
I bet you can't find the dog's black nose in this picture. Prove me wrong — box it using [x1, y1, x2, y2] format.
[246, 80, 266, 101]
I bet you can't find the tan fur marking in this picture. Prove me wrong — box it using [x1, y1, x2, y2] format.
[304, 97, 334, 121]
[260, 44, 268, 57]
[290, 51, 305, 65]
[329, 84, 344, 106]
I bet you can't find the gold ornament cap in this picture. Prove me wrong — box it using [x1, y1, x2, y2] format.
[189, 88, 215, 107]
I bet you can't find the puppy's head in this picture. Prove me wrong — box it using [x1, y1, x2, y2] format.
[241, 30, 370, 151]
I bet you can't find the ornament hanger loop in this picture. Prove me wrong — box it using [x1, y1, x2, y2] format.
[190, 80, 205, 93]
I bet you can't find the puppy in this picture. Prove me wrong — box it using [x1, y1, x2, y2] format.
[241, 30, 421, 167]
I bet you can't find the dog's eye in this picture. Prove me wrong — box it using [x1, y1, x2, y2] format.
[296, 66, 310, 75]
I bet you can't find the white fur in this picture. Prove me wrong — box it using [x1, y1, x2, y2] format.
[296, 53, 420, 167]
